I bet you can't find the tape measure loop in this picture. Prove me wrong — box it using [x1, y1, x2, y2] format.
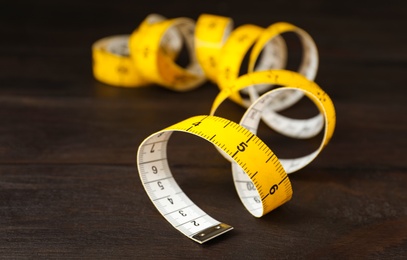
[92, 35, 150, 87]
[211, 70, 335, 172]
[195, 14, 234, 83]
[129, 15, 206, 91]
[137, 115, 293, 242]
[94, 13, 336, 244]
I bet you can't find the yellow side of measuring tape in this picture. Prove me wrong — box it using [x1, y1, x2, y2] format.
[217, 21, 318, 108]
[93, 13, 336, 244]
[92, 35, 149, 87]
[137, 70, 336, 243]
[137, 115, 292, 243]
[194, 14, 233, 83]
[129, 14, 206, 91]
[92, 13, 318, 110]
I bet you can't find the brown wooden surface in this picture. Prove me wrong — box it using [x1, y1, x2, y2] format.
[1, 0, 406, 258]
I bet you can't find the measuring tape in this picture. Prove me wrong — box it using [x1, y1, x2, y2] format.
[92, 35, 150, 87]
[92, 14, 317, 99]
[129, 14, 207, 91]
[92, 13, 206, 91]
[206, 21, 321, 162]
[214, 21, 320, 141]
[211, 70, 335, 173]
[194, 14, 233, 83]
[93, 13, 335, 243]
[137, 70, 335, 243]
[92, 14, 320, 137]
[137, 115, 292, 243]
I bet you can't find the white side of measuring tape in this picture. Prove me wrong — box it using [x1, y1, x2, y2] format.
[240, 88, 327, 173]
[93, 13, 336, 244]
[137, 130, 232, 244]
[137, 114, 293, 243]
[210, 70, 334, 169]
[248, 22, 319, 110]
[246, 23, 322, 139]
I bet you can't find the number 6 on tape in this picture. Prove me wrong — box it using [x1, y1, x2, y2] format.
[137, 115, 292, 243]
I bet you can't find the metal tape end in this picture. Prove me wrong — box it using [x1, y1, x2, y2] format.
[191, 223, 233, 244]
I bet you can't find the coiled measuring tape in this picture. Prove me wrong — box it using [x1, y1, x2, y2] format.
[213, 20, 321, 141]
[210, 70, 335, 173]
[93, 13, 335, 243]
[91, 14, 317, 100]
[92, 14, 206, 91]
[137, 115, 291, 243]
[92, 35, 150, 87]
[137, 70, 336, 243]
[216, 21, 318, 108]
[92, 13, 320, 138]
[129, 14, 206, 91]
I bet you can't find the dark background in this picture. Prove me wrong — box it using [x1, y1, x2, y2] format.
[1, 0, 406, 258]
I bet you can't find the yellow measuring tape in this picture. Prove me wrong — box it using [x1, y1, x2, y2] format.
[93, 13, 206, 91]
[216, 21, 318, 108]
[137, 115, 291, 243]
[92, 13, 317, 98]
[137, 70, 335, 243]
[129, 14, 206, 91]
[93, 13, 336, 243]
[92, 35, 149, 87]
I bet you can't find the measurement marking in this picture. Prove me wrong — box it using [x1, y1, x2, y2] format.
[231, 150, 239, 158]
[164, 204, 194, 216]
[224, 121, 231, 128]
[199, 115, 209, 122]
[152, 191, 183, 202]
[246, 133, 254, 143]
[144, 176, 173, 185]
[279, 176, 288, 185]
[175, 214, 207, 228]
[209, 134, 216, 141]
[261, 194, 269, 201]
[186, 126, 193, 131]
[266, 154, 275, 163]
[146, 139, 167, 145]
[150, 143, 156, 153]
[250, 171, 258, 178]
[139, 158, 167, 164]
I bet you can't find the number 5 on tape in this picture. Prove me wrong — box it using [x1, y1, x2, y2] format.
[137, 115, 292, 243]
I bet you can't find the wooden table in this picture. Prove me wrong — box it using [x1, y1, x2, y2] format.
[1, 0, 406, 258]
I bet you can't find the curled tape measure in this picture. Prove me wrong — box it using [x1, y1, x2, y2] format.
[137, 115, 292, 243]
[216, 21, 318, 109]
[93, 13, 336, 243]
[93, 14, 206, 91]
[137, 70, 335, 243]
[129, 14, 206, 91]
[92, 35, 149, 87]
[210, 70, 335, 173]
[92, 13, 318, 107]
[194, 14, 233, 83]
